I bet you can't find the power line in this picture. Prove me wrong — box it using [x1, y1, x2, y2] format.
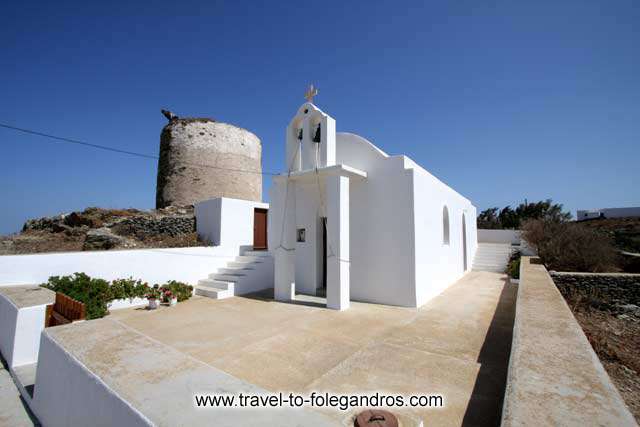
[0, 122, 280, 176]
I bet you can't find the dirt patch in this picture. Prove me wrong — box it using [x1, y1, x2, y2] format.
[559, 283, 640, 421]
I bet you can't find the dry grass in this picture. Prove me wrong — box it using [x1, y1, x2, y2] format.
[560, 286, 640, 420]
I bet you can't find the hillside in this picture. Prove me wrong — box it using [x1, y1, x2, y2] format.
[0, 206, 202, 255]
[578, 217, 640, 253]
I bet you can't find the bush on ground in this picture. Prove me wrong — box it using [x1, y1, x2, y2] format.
[109, 278, 149, 301]
[42, 273, 111, 319]
[159, 280, 193, 302]
[41, 275, 193, 320]
[506, 251, 521, 279]
[521, 219, 619, 272]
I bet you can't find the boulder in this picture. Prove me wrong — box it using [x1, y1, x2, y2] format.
[83, 228, 127, 250]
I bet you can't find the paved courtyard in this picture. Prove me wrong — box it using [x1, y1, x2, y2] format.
[102, 271, 517, 426]
[34, 271, 518, 426]
[0, 354, 37, 426]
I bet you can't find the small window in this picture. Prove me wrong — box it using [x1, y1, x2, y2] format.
[297, 228, 306, 242]
[443, 206, 450, 245]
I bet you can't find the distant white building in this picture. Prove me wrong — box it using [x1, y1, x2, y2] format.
[268, 92, 477, 310]
[576, 207, 640, 221]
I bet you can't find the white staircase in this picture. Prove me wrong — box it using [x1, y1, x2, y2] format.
[195, 250, 273, 299]
[472, 243, 513, 273]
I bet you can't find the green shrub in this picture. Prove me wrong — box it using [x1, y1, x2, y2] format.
[507, 256, 521, 279]
[42, 273, 111, 319]
[109, 278, 149, 301]
[42, 274, 193, 320]
[159, 280, 193, 302]
[508, 258, 520, 279]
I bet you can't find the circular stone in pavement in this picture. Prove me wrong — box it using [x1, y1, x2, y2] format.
[354, 409, 399, 427]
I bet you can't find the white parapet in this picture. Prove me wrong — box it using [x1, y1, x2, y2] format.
[0, 285, 54, 369]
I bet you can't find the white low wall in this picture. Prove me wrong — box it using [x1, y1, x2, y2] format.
[0, 294, 18, 367]
[195, 197, 268, 249]
[0, 296, 49, 368]
[108, 297, 148, 311]
[0, 247, 239, 287]
[32, 331, 152, 427]
[502, 257, 636, 426]
[478, 229, 521, 245]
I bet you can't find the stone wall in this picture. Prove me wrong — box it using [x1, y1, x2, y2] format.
[114, 216, 195, 237]
[552, 272, 640, 310]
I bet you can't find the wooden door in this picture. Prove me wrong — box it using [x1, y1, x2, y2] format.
[253, 208, 268, 250]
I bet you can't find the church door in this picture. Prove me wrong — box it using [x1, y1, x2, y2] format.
[253, 208, 268, 250]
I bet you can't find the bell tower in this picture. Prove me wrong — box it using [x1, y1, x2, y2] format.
[285, 85, 336, 172]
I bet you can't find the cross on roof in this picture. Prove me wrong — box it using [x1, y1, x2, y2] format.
[304, 85, 318, 103]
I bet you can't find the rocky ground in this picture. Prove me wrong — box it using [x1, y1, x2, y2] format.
[579, 217, 640, 254]
[0, 206, 202, 254]
[557, 280, 640, 421]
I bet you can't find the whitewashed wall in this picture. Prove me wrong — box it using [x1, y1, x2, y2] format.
[33, 331, 152, 427]
[196, 197, 269, 250]
[347, 153, 416, 307]
[478, 229, 521, 245]
[269, 130, 477, 308]
[0, 295, 49, 368]
[411, 157, 477, 306]
[0, 247, 237, 286]
[0, 294, 18, 366]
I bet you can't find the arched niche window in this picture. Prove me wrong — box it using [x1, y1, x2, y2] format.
[443, 206, 450, 245]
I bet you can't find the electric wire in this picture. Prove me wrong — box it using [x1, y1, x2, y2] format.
[0, 122, 280, 177]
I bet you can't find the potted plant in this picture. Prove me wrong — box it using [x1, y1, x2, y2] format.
[164, 290, 177, 306]
[145, 288, 161, 310]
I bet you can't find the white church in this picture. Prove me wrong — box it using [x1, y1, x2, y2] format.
[268, 88, 478, 310]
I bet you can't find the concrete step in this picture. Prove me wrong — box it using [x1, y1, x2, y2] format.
[473, 264, 506, 270]
[235, 255, 266, 263]
[241, 250, 271, 257]
[476, 245, 512, 251]
[195, 286, 233, 299]
[476, 248, 511, 255]
[197, 279, 235, 292]
[228, 261, 255, 268]
[218, 267, 255, 275]
[472, 267, 505, 273]
[209, 273, 246, 282]
[473, 259, 509, 266]
[473, 258, 508, 264]
[474, 254, 510, 260]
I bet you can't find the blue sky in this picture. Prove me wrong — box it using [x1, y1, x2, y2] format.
[1, 0, 638, 234]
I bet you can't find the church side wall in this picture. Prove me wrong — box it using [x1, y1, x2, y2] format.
[349, 156, 416, 307]
[411, 162, 477, 307]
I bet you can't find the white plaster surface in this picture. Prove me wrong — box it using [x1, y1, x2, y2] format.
[0, 294, 18, 368]
[196, 197, 269, 249]
[477, 229, 521, 245]
[271, 102, 478, 308]
[577, 206, 640, 221]
[32, 331, 153, 427]
[0, 247, 238, 287]
[0, 286, 53, 369]
[32, 319, 335, 427]
[108, 297, 148, 311]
